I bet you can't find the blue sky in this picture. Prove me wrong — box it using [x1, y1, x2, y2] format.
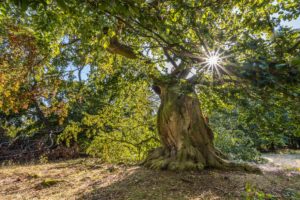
[281, 17, 300, 29]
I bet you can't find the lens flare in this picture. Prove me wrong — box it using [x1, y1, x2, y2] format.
[197, 49, 231, 78]
[207, 55, 220, 66]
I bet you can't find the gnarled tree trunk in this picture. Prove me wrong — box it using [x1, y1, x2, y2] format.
[144, 83, 260, 172]
[104, 34, 259, 172]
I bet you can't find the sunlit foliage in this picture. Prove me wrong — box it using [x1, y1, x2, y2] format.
[0, 0, 299, 162]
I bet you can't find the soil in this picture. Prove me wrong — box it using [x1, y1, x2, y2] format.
[0, 153, 299, 200]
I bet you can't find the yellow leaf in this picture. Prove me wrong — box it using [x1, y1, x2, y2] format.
[103, 40, 110, 49]
[4, 90, 10, 97]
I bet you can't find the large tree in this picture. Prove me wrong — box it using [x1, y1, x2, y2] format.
[1, 0, 299, 170]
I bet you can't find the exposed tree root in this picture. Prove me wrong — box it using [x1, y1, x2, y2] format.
[143, 147, 261, 173]
[143, 147, 205, 171]
[146, 84, 261, 173]
[212, 156, 261, 173]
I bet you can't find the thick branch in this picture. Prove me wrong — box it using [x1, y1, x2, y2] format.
[108, 37, 137, 59]
[163, 48, 178, 68]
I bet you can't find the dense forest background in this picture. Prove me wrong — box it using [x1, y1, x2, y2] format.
[0, 0, 299, 164]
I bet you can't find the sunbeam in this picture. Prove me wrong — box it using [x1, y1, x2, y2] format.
[198, 49, 231, 78]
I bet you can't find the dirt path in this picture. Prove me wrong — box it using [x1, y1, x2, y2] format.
[260, 153, 300, 172]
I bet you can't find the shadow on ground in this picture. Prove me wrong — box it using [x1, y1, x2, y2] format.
[79, 166, 300, 200]
[1, 158, 299, 200]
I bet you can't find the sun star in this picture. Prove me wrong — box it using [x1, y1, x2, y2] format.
[197, 49, 231, 77]
[207, 55, 220, 66]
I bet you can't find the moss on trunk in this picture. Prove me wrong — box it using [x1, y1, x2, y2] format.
[143, 83, 260, 172]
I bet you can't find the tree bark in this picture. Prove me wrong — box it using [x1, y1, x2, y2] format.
[102, 35, 260, 172]
[143, 83, 260, 172]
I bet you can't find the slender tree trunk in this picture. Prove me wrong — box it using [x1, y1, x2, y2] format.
[144, 83, 260, 172]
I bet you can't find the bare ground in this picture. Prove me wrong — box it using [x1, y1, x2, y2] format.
[0, 154, 299, 200]
[260, 153, 300, 172]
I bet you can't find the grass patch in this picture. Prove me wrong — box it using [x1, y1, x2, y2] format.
[244, 183, 277, 200]
[27, 173, 40, 179]
[36, 178, 62, 189]
[0, 158, 299, 200]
